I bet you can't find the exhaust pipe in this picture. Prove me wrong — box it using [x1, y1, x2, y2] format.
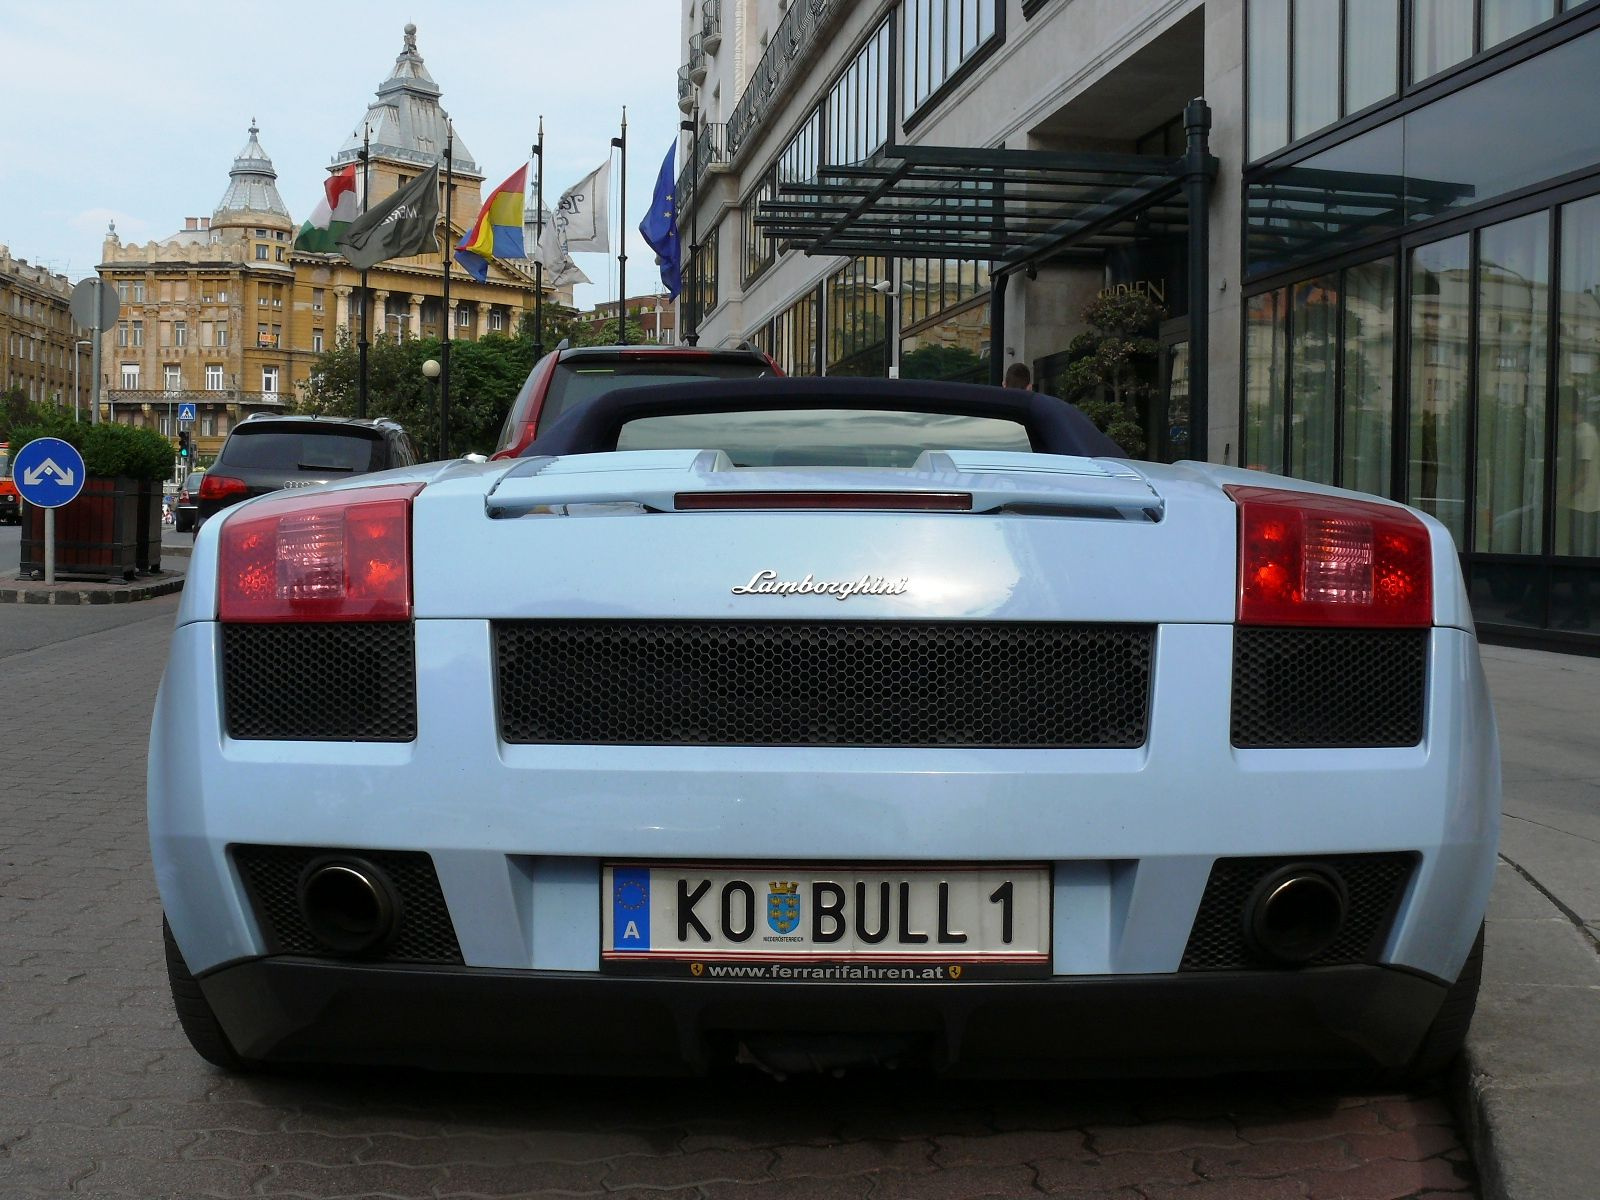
[1245, 865, 1347, 965]
[297, 857, 400, 955]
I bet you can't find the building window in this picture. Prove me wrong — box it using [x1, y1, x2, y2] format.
[689, 219, 722, 321]
[275, 247, 285, 261]
[255, 245, 269, 261]
[131, 320, 143, 347]
[216, 289, 227, 303]
[829, 19, 892, 166]
[826, 256, 890, 376]
[742, 174, 777, 285]
[902, 0, 1000, 118]
[456, 306, 470, 328]
[116, 323, 129, 348]
[489, 309, 505, 331]
[164, 364, 181, 390]
[898, 257, 993, 382]
[770, 287, 822, 377]
[205, 365, 223, 390]
[121, 363, 140, 389]
[202, 415, 216, 436]
[174, 321, 186, 347]
[313, 329, 324, 353]
[217, 324, 228, 348]
[312, 288, 325, 313]
[261, 366, 279, 393]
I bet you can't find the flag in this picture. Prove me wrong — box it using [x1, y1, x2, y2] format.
[639, 142, 681, 299]
[521, 207, 591, 287]
[336, 163, 440, 270]
[294, 164, 360, 254]
[454, 162, 528, 282]
[537, 160, 610, 271]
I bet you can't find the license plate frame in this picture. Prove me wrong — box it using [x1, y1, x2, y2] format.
[601, 863, 1051, 981]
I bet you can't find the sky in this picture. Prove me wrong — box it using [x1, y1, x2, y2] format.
[0, 0, 684, 311]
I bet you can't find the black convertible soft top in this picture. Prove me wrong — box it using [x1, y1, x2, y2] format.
[520, 377, 1125, 459]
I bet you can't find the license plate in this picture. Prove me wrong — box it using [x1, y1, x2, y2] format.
[602, 864, 1050, 980]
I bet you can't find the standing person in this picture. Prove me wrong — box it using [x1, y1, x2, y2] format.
[1561, 389, 1599, 627]
[1004, 362, 1032, 390]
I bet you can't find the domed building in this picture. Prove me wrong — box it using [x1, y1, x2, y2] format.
[97, 121, 311, 452]
[93, 24, 556, 466]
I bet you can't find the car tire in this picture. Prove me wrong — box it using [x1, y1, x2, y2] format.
[163, 916, 252, 1072]
[1386, 923, 1484, 1085]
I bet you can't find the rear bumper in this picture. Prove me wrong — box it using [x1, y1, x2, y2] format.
[199, 956, 1449, 1077]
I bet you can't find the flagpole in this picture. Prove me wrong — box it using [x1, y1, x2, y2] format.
[358, 123, 371, 418]
[440, 123, 454, 459]
[533, 116, 544, 361]
[611, 108, 627, 346]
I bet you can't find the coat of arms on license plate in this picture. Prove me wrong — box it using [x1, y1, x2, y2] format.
[767, 881, 801, 935]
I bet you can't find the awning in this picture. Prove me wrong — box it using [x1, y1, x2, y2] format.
[754, 142, 1210, 271]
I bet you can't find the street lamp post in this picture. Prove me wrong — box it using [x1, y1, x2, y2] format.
[422, 357, 442, 458]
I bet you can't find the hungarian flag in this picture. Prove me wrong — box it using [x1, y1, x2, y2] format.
[293, 164, 360, 254]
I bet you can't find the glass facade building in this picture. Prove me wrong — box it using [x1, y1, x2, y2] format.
[680, 0, 1599, 649]
[1245, 2, 1600, 642]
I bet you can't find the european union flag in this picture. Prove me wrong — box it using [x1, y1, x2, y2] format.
[612, 867, 651, 952]
[638, 141, 682, 299]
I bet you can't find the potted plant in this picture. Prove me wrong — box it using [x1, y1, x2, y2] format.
[12, 411, 174, 581]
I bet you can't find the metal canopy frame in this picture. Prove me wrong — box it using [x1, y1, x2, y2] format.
[751, 99, 1219, 458]
[756, 145, 1193, 267]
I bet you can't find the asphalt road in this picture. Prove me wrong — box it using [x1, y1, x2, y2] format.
[0, 597, 1479, 1199]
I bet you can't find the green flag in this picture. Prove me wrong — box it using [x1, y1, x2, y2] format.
[336, 163, 440, 269]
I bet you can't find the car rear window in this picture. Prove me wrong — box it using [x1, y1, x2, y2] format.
[218, 428, 378, 472]
[541, 360, 772, 430]
[616, 408, 1033, 467]
[182, 472, 206, 491]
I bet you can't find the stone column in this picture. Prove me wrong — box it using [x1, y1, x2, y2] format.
[447, 298, 461, 341]
[475, 303, 487, 339]
[373, 290, 391, 339]
[334, 285, 351, 334]
[408, 294, 423, 340]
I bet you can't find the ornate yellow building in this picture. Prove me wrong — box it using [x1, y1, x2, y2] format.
[94, 24, 557, 465]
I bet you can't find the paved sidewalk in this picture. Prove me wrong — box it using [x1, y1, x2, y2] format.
[1460, 646, 1600, 1200]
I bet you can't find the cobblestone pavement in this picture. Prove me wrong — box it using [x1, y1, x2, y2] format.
[0, 599, 1479, 1199]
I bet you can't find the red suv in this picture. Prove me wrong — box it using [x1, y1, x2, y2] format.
[490, 344, 780, 459]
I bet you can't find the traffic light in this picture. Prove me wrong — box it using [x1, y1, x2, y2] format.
[178, 430, 191, 459]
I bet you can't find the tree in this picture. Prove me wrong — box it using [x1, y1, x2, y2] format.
[569, 315, 647, 347]
[296, 330, 536, 460]
[1049, 292, 1163, 458]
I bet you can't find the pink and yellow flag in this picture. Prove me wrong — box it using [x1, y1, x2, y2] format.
[454, 163, 528, 281]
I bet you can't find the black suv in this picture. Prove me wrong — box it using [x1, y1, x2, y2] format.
[197, 415, 418, 528]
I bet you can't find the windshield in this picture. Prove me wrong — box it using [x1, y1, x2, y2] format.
[218, 428, 378, 472]
[541, 360, 772, 430]
[616, 408, 1033, 468]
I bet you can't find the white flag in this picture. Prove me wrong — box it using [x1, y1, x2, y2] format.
[523, 207, 592, 288]
[542, 160, 611, 262]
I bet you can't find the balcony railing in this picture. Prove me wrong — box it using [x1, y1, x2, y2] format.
[725, 0, 844, 159]
[676, 123, 730, 217]
[104, 388, 287, 410]
[689, 32, 707, 84]
[678, 65, 694, 113]
[702, 0, 721, 53]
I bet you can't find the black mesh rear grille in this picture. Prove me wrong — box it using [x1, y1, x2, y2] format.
[495, 620, 1154, 747]
[1180, 853, 1418, 971]
[231, 844, 462, 964]
[1231, 628, 1427, 748]
[223, 622, 416, 741]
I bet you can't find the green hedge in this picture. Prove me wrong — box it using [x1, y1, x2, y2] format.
[8, 411, 174, 482]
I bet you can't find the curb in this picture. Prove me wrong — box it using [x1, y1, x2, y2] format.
[0, 572, 185, 605]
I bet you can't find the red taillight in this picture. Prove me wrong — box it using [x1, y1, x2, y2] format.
[199, 474, 249, 502]
[218, 484, 422, 622]
[1226, 485, 1432, 627]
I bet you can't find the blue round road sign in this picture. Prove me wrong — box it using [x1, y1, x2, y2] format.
[12, 437, 87, 509]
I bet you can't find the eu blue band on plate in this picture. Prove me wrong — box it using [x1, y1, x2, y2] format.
[611, 867, 651, 952]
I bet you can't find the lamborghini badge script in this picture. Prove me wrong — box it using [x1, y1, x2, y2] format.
[731, 569, 909, 600]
